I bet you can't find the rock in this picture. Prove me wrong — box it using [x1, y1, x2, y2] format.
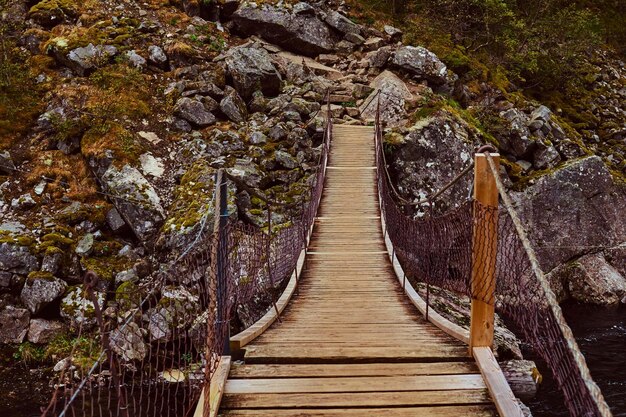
[384, 25, 403, 41]
[0, 243, 38, 274]
[109, 322, 147, 362]
[225, 46, 282, 99]
[606, 244, 626, 277]
[498, 108, 533, 157]
[115, 269, 138, 285]
[60, 285, 106, 328]
[532, 143, 561, 170]
[174, 97, 216, 127]
[324, 10, 361, 35]
[0, 221, 26, 234]
[269, 123, 289, 142]
[34, 181, 46, 196]
[0, 272, 11, 289]
[67, 44, 118, 76]
[292, 2, 315, 15]
[138, 131, 161, 145]
[0, 306, 30, 344]
[41, 252, 62, 275]
[345, 32, 365, 45]
[512, 156, 626, 271]
[500, 360, 540, 401]
[0, 151, 14, 174]
[11, 193, 36, 210]
[360, 70, 413, 127]
[27, 319, 66, 344]
[558, 253, 626, 305]
[101, 165, 165, 242]
[139, 153, 165, 178]
[125, 50, 146, 69]
[274, 150, 298, 169]
[106, 208, 127, 233]
[390, 111, 475, 213]
[231, 4, 338, 56]
[318, 54, 340, 65]
[365, 46, 394, 68]
[28, 0, 77, 28]
[20, 273, 67, 314]
[390, 46, 449, 86]
[145, 287, 199, 341]
[75, 233, 94, 256]
[363, 37, 385, 51]
[335, 40, 356, 53]
[220, 87, 248, 123]
[249, 131, 268, 145]
[148, 45, 168, 67]
[530, 105, 552, 123]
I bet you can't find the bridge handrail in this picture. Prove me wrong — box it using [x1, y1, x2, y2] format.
[373, 93, 612, 417]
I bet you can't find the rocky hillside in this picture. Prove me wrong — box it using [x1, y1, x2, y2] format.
[0, 0, 624, 404]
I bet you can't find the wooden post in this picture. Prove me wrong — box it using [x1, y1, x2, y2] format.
[469, 152, 499, 353]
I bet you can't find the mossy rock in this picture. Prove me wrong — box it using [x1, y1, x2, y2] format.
[29, 0, 79, 28]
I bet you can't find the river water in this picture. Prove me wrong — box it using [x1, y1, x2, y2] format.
[527, 302, 626, 417]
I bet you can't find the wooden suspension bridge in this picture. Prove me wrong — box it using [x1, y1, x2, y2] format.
[200, 124, 521, 417]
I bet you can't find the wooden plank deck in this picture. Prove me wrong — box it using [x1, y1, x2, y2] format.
[219, 125, 497, 416]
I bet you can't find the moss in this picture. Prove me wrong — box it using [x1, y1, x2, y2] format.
[26, 271, 55, 281]
[163, 161, 217, 232]
[91, 240, 123, 257]
[81, 122, 143, 163]
[81, 256, 132, 284]
[115, 281, 140, 311]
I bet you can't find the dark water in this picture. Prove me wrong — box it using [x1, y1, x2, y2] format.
[528, 302, 626, 417]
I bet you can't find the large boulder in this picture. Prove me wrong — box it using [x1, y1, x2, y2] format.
[512, 156, 626, 271]
[20, 273, 67, 314]
[101, 165, 166, 242]
[389, 111, 476, 214]
[231, 4, 338, 56]
[549, 253, 626, 305]
[0, 243, 38, 274]
[390, 46, 451, 87]
[0, 306, 30, 343]
[360, 70, 413, 127]
[224, 46, 282, 99]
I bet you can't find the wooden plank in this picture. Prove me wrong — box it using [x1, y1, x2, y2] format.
[219, 406, 496, 417]
[243, 345, 470, 362]
[221, 389, 491, 408]
[473, 347, 524, 417]
[229, 362, 479, 378]
[195, 356, 231, 417]
[224, 374, 486, 394]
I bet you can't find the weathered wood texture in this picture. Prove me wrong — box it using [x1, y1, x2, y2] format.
[218, 125, 504, 417]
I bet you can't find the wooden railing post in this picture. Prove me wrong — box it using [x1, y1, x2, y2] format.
[469, 152, 500, 353]
[214, 169, 230, 356]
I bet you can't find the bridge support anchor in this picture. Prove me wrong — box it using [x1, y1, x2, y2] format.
[469, 152, 499, 354]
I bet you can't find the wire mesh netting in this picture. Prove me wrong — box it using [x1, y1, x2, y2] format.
[42, 103, 332, 417]
[374, 105, 612, 417]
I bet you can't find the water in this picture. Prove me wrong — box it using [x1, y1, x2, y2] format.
[528, 302, 626, 417]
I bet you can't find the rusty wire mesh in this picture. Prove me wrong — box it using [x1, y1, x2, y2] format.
[374, 106, 611, 416]
[43, 101, 332, 417]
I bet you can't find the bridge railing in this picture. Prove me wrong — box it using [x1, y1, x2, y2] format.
[42, 92, 333, 417]
[374, 95, 612, 417]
